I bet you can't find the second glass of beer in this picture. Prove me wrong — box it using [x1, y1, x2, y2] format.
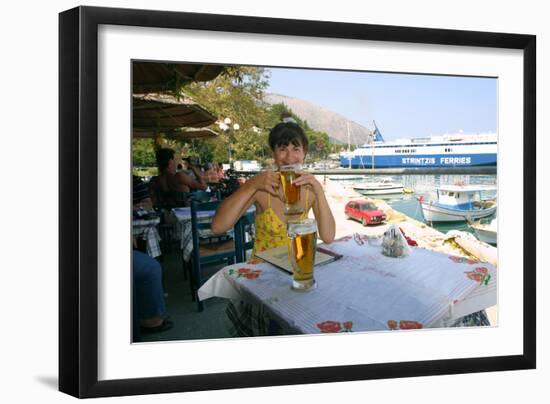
[287, 218, 318, 290]
[280, 164, 304, 215]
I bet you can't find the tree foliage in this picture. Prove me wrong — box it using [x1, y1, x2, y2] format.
[132, 66, 340, 168]
[132, 138, 156, 167]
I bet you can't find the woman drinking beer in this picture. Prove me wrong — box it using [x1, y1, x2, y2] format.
[212, 116, 336, 255]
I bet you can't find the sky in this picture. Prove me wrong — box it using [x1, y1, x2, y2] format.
[266, 67, 497, 142]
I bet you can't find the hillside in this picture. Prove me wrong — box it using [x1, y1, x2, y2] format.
[263, 93, 373, 145]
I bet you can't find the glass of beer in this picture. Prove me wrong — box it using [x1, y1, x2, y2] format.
[279, 164, 303, 215]
[287, 218, 318, 290]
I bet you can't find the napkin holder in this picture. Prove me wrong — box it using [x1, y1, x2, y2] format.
[381, 224, 412, 258]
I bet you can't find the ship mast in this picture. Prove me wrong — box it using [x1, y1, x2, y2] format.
[371, 121, 376, 170]
[347, 121, 351, 169]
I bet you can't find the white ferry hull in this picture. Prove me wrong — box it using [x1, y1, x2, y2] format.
[339, 127, 497, 169]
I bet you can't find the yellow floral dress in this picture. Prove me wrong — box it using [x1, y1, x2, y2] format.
[252, 190, 309, 257]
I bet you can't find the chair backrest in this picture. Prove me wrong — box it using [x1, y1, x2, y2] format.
[157, 190, 221, 208]
[187, 190, 221, 202]
[189, 199, 237, 311]
[189, 199, 237, 268]
[234, 209, 256, 263]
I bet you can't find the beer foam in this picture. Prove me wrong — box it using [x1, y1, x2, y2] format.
[288, 220, 317, 236]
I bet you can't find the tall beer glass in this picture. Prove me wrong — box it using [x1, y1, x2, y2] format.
[287, 218, 318, 290]
[280, 164, 304, 215]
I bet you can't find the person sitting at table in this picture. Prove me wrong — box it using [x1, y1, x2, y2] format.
[202, 162, 219, 183]
[216, 162, 226, 181]
[181, 157, 198, 180]
[211, 116, 335, 337]
[149, 148, 207, 207]
[212, 116, 336, 253]
[133, 250, 173, 341]
[132, 171, 172, 338]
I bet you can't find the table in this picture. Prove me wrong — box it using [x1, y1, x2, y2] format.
[132, 216, 162, 258]
[198, 233, 497, 334]
[172, 206, 256, 262]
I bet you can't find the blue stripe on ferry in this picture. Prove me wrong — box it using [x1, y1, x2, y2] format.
[340, 153, 496, 168]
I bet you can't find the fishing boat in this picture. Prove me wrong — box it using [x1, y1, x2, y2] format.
[470, 218, 497, 245]
[340, 121, 497, 169]
[419, 184, 497, 222]
[353, 177, 404, 195]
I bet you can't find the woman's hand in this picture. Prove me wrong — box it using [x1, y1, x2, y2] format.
[293, 170, 323, 195]
[250, 170, 284, 199]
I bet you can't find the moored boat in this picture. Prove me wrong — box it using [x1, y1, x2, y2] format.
[419, 184, 496, 222]
[353, 177, 404, 195]
[470, 218, 497, 245]
[328, 174, 367, 181]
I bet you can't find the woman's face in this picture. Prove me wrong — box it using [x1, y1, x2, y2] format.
[272, 143, 305, 167]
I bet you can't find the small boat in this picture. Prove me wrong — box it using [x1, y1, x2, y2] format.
[470, 218, 497, 245]
[419, 184, 496, 222]
[328, 174, 367, 181]
[353, 177, 404, 195]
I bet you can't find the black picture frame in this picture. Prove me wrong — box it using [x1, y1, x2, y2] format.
[59, 5, 536, 398]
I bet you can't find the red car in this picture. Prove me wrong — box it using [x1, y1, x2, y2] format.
[345, 200, 386, 226]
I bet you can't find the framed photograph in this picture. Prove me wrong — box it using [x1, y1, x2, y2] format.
[59, 6, 536, 398]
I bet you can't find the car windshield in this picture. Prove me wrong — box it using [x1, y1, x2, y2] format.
[360, 203, 377, 211]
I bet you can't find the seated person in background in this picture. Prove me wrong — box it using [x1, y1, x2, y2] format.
[181, 157, 197, 180]
[216, 162, 226, 181]
[132, 179, 172, 339]
[212, 117, 335, 254]
[203, 162, 220, 183]
[133, 250, 173, 340]
[149, 148, 207, 207]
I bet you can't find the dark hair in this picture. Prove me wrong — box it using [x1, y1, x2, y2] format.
[268, 121, 309, 151]
[155, 148, 175, 171]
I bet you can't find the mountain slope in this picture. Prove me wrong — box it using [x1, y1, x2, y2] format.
[263, 93, 372, 145]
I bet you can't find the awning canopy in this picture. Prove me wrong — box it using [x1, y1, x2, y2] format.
[132, 93, 217, 130]
[133, 127, 219, 140]
[133, 62, 224, 93]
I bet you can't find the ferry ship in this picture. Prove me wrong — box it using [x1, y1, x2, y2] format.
[340, 122, 497, 169]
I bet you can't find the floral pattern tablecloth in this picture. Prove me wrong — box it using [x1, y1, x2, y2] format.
[198, 234, 497, 334]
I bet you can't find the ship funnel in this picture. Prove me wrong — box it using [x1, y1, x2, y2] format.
[372, 121, 385, 142]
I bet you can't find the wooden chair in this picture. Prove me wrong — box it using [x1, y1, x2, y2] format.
[234, 209, 256, 263]
[189, 199, 237, 311]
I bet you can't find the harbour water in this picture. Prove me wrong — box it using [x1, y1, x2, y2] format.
[334, 174, 497, 237]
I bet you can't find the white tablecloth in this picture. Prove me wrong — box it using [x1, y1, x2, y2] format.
[198, 233, 497, 334]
